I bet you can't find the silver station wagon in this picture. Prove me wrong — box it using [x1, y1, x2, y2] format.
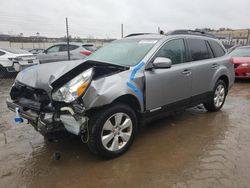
[7, 30, 235, 158]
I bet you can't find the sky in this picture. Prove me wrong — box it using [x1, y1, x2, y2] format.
[0, 0, 250, 39]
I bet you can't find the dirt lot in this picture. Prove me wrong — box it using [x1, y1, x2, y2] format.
[0, 78, 250, 188]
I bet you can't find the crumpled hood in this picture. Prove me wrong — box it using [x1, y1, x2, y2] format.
[15, 60, 83, 93]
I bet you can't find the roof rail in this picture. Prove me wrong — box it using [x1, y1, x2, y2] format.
[125, 33, 154, 38]
[167, 30, 217, 38]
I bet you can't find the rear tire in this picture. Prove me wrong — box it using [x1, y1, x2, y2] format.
[87, 103, 137, 158]
[204, 80, 227, 112]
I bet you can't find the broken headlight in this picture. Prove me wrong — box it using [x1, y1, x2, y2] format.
[52, 68, 93, 103]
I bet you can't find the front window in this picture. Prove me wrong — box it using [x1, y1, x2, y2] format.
[229, 48, 250, 57]
[87, 39, 158, 66]
[153, 39, 186, 65]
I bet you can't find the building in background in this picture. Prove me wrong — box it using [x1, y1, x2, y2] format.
[208, 28, 250, 48]
[0, 34, 115, 49]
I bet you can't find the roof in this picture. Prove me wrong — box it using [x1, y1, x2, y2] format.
[53, 42, 95, 46]
[123, 33, 165, 40]
[124, 30, 219, 41]
[167, 30, 217, 38]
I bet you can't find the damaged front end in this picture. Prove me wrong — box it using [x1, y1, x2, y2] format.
[6, 81, 68, 139]
[6, 60, 130, 141]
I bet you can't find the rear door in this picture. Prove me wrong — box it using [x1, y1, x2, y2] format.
[186, 38, 217, 99]
[51, 44, 78, 61]
[38, 45, 61, 63]
[145, 38, 192, 110]
[57, 44, 70, 61]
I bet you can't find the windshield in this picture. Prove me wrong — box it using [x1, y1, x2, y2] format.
[87, 39, 158, 66]
[2, 48, 30, 54]
[229, 47, 250, 57]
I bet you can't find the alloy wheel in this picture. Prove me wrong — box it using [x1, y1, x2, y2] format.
[214, 84, 225, 108]
[101, 112, 133, 152]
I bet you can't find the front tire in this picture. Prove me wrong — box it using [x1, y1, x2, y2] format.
[88, 103, 137, 158]
[204, 80, 227, 112]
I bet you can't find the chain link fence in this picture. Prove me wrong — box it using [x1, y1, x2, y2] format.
[0, 66, 18, 79]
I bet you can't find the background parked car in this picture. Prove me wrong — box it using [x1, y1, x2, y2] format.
[227, 44, 242, 53]
[37, 42, 97, 63]
[0, 48, 39, 77]
[229, 46, 250, 79]
[29, 48, 44, 54]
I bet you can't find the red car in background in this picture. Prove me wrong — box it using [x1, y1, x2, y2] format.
[229, 46, 250, 79]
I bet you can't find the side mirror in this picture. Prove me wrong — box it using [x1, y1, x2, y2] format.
[43, 49, 47, 54]
[153, 57, 172, 69]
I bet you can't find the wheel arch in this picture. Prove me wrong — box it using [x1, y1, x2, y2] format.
[218, 75, 229, 89]
[209, 67, 230, 93]
[112, 94, 142, 113]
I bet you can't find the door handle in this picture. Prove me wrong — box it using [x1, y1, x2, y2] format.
[182, 69, 192, 76]
[212, 63, 219, 69]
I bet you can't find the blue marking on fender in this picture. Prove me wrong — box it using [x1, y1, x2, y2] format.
[127, 82, 143, 102]
[130, 61, 145, 81]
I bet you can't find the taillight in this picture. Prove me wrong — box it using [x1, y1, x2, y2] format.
[8, 57, 22, 61]
[80, 51, 92, 56]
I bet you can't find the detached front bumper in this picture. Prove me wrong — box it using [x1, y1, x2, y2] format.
[6, 98, 38, 122]
[6, 99, 88, 136]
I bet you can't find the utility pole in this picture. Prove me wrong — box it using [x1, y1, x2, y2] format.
[66, 17, 70, 60]
[158, 26, 160, 34]
[121, 24, 124, 38]
[247, 28, 250, 45]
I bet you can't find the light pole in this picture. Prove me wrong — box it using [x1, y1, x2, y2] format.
[247, 29, 250, 45]
[121, 24, 124, 38]
[66, 17, 70, 60]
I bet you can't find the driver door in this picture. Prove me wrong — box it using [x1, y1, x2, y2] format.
[145, 38, 192, 111]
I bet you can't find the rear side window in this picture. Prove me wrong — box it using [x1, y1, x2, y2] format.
[187, 39, 210, 61]
[83, 45, 96, 52]
[208, 40, 226, 57]
[69, 45, 79, 51]
[59, 45, 79, 52]
[0, 51, 5, 56]
[153, 39, 186, 65]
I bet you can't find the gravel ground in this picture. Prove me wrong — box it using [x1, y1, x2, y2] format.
[0, 78, 250, 188]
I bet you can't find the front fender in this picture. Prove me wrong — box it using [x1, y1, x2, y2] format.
[82, 70, 144, 112]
